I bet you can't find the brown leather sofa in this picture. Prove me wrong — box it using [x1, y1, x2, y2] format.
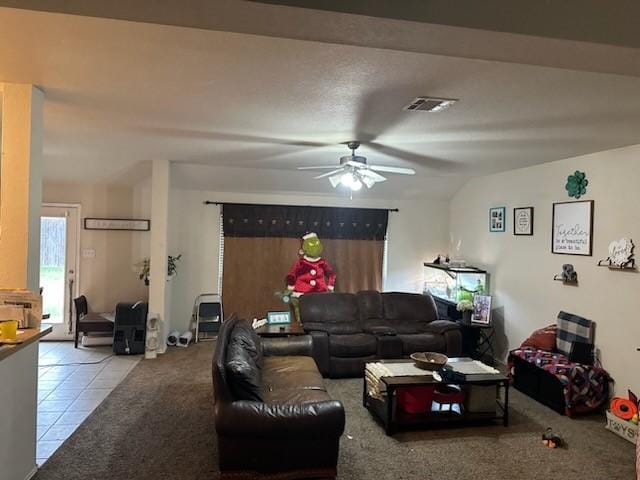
[300, 291, 462, 378]
[212, 316, 345, 480]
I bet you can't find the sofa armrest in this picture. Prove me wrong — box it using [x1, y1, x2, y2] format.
[215, 399, 345, 439]
[363, 326, 397, 336]
[262, 335, 313, 357]
[308, 330, 330, 376]
[423, 320, 460, 334]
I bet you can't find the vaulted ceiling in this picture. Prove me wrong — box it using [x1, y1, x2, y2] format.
[1, 2, 639, 199]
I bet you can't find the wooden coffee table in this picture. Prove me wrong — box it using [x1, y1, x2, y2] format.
[363, 358, 509, 435]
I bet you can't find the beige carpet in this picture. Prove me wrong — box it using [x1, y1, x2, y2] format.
[34, 342, 636, 480]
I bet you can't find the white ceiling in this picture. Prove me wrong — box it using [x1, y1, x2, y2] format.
[1, 6, 640, 199]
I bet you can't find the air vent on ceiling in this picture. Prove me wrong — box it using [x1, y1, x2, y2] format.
[403, 97, 458, 112]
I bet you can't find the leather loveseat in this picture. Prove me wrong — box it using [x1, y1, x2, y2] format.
[300, 291, 462, 378]
[212, 316, 345, 479]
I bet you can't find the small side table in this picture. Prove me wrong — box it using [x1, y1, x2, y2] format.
[459, 322, 495, 364]
[255, 322, 306, 338]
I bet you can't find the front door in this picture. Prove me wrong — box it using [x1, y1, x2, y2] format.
[39, 204, 80, 340]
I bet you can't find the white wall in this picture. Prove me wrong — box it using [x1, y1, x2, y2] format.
[167, 188, 449, 333]
[450, 144, 640, 396]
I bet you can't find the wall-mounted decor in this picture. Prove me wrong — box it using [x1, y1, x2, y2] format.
[553, 264, 578, 284]
[565, 170, 588, 199]
[598, 238, 636, 269]
[552, 200, 594, 256]
[84, 218, 150, 231]
[489, 207, 506, 232]
[513, 207, 534, 236]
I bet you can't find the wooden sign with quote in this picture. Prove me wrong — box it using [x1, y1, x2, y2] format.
[552, 200, 594, 256]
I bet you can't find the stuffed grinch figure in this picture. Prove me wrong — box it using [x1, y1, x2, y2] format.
[286, 232, 336, 298]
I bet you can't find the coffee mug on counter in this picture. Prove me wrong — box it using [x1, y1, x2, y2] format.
[0, 320, 18, 340]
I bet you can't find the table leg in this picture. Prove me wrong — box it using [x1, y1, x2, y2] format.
[385, 386, 395, 435]
[503, 381, 509, 427]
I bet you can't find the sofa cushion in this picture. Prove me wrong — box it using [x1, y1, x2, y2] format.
[262, 356, 325, 391]
[300, 293, 361, 334]
[382, 293, 438, 333]
[261, 356, 329, 404]
[357, 290, 386, 330]
[398, 333, 446, 355]
[225, 324, 263, 401]
[232, 320, 264, 368]
[329, 333, 377, 358]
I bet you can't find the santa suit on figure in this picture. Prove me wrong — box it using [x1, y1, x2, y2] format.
[286, 234, 336, 297]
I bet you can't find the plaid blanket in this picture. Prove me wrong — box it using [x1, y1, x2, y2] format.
[509, 347, 610, 416]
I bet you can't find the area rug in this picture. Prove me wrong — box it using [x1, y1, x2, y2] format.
[34, 342, 635, 480]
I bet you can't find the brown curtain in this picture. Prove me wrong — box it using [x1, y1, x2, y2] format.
[222, 237, 384, 320]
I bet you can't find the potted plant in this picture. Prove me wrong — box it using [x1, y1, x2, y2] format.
[136, 254, 182, 286]
[456, 299, 474, 324]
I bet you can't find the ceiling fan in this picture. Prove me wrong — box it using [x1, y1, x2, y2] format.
[298, 141, 415, 191]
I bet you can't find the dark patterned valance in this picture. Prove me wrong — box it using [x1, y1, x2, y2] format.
[221, 203, 389, 241]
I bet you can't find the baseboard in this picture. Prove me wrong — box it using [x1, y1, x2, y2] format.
[25, 465, 38, 480]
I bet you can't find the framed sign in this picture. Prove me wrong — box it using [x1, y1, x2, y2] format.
[267, 311, 291, 325]
[84, 218, 150, 231]
[513, 207, 534, 236]
[472, 294, 492, 326]
[552, 200, 594, 256]
[489, 207, 506, 232]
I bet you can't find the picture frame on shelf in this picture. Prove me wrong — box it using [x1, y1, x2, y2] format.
[552, 200, 594, 256]
[489, 207, 506, 232]
[472, 294, 492, 326]
[267, 311, 291, 325]
[513, 207, 534, 236]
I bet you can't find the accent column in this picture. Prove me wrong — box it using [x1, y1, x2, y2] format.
[0, 83, 44, 291]
[148, 159, 170, 353]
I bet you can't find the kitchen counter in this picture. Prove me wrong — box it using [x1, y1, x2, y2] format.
[0, 326, 52, 362]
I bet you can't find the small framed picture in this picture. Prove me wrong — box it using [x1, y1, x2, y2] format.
[489, 207, 506, 232]
[472, 294, 492, 326]
[513, 207, 534, 236]
[267, 311, 291, 325]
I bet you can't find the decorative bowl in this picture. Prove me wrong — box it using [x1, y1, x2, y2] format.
[410, 352, 448, 371]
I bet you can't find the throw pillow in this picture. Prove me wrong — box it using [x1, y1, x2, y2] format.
[556, 311, 594, 357]
[520, 324, 557, 352]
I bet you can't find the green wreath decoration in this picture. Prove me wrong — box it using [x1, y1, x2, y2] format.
[565, 170, 588, 199]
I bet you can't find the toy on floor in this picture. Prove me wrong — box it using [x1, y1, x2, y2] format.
[610, 390, 639, 424]
[542, 427, 563, 448]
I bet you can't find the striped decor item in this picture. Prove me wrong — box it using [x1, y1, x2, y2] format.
[556, 311, 594, 357]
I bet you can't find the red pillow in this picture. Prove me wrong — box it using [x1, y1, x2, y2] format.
[521, 324, 557, 351]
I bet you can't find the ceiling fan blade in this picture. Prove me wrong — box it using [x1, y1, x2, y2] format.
[359, 169, 387, 183]
[314, 168, 345, 179]
[369, 165, 416, 175]
[298, 165, 342, 171]
[368, 142, 457, 172]
[328, 172, 345, 188]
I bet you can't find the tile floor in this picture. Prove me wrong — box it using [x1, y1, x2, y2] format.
[36, 342, 141, 466]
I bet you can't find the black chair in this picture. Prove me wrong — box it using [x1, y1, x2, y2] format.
[73, 295, 114, 348]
